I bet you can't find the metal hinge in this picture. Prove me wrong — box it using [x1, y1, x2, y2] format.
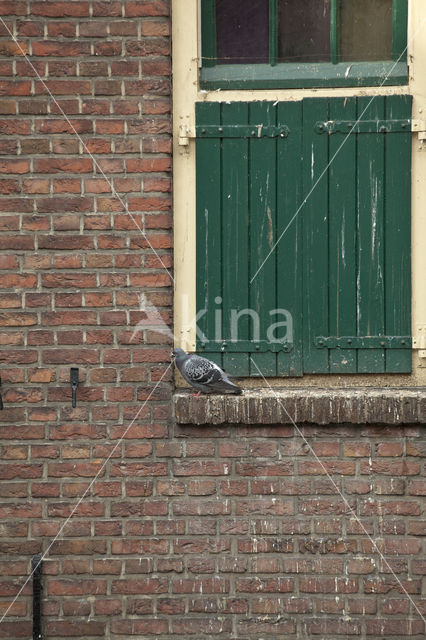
[195, 124, 290, 139]
[198, 340, 293, 353]
[179, 123, 290, 145]
[315, 119, 411, 134]
[315, 336, 411, 349]
[412, 324, 426, 359]
[411, 119, 426, 141]
[178, 122, 195, 146]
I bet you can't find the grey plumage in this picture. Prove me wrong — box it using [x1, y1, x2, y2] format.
[172, 348, 242, 395]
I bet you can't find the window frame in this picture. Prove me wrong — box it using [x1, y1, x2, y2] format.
[200, 0, 408, 90]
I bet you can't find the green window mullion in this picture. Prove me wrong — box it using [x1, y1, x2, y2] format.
[269, 0, 278, 66]
[392, 0, 408, 61]
[330, 0, 339, 64]
[201, 0, 217, 68]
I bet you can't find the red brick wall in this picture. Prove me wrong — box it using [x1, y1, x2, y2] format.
[0, 1, 425, 639]
[0, 0, 174, 636]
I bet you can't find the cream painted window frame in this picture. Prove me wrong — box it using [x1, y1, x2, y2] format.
[172, 0, 426, 385]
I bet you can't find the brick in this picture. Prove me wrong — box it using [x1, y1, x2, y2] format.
[0, 100, 16, 115]
[48, 22, 76, 37]
[54, 293, 83, 307]
[0, 81, 30, 96]
[48, 579, 106, 597]
[0, 622, 32, 637]
[51, 247, 84, 264]
[376, 442, 403, 456]
[406, 441, 426, 456]
[238, 537, 292, 553]
[113, 99, 140, 114]
[18, 100, 47, 116]
[53, 178, 81, 194]
[360, 499, 421, 516]
[360, 460, 420, 475]
[112, 577, 168, 594]
[141, 20, 171, 36]
[299, 499, 356, 515]
[173, 460, 231, 476]
[375, 477, 406, 495]
[0, 332, 24, 346]
[34, 158, 92, 173]
[0, 178, 19, 193]
[0, 159, 30, 173]
[409, 480, 426, 495]
[126, 157, 172, 173]
[93, 41, 122, 56]
[93, 2, 122, 16]
[172, 577, 229, 594]
[365, 620, 424, 636]
[0, 294, 21, 308]
[32, 42, 91, 57]
[109, 20, 138, 36]
[21, 139, 49, 155]
[343, 441, 370, 457]
[32, 2, 89, 16]
[173, 499, 230, 516]
[80, 21, 108, 37]
[236, 460, 293, 476]
[298, 460, 355, 475]
[236, 498, 293, 515]
[41, 311, 97, 325]
[81, 99, 110, 115]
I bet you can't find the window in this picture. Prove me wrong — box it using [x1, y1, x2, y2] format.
[201, 0, 408, 88]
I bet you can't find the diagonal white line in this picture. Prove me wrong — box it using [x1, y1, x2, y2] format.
[0, 17, 174, 283]
[249, 356, 426, 624]
[0, 363, 173, 624]
[250, 18, 426, 284]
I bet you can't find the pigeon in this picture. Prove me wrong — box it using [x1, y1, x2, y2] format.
[172, 348, 242, 396]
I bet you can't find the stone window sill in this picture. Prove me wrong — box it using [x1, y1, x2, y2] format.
[174, 388, 426, 425]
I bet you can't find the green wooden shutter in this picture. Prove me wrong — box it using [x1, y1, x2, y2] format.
[196, 95, 412, 376]
[303, 95, 412, 374]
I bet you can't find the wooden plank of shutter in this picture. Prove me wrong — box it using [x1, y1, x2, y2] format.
[384, 94, 412, 372]
[196, 101, 223, 368]
[276, 100, 303, 376]
[356, 96, 386, 373]
[249, 101, 278, 376]
[222, 102, 250, 376]
[302, 97, 330, 373]
[328, 97, 357, 373]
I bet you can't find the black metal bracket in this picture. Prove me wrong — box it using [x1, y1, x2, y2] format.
[0, 377, 3, 410]
[32, 554, 42, 640]
[70, 368, 79, 408]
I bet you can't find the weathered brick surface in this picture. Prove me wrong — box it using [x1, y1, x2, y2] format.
[0, 1, 425, 639]
[0, 417, 425, 640]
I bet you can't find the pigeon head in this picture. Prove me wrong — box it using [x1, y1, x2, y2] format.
[171, 348, 187, 362]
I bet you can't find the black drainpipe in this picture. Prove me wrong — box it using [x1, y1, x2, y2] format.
[32, 555, 42, 640]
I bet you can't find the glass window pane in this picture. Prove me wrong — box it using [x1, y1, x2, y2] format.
[339, 0, 393, 62]
[216, 0, 269, 64]
[278, 0, 331, 63]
